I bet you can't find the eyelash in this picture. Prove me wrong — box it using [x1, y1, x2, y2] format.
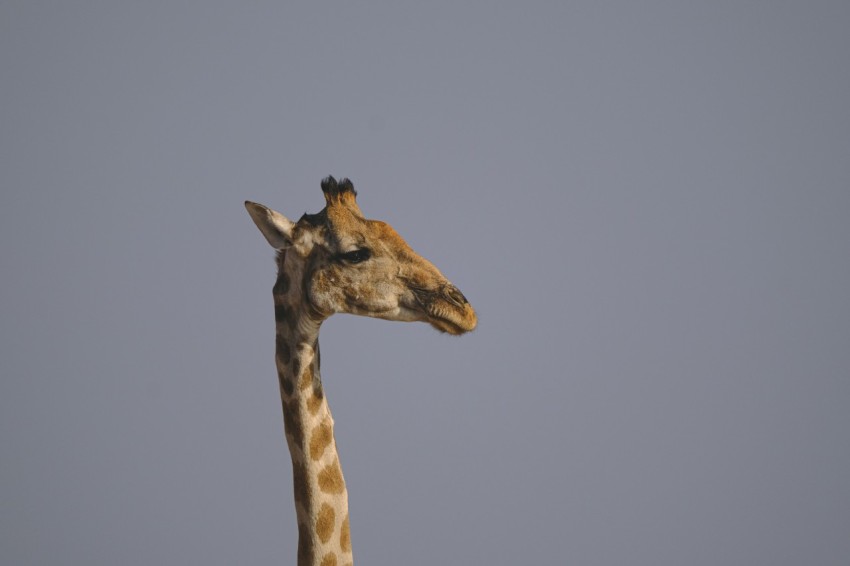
[338, 248, 371, 264]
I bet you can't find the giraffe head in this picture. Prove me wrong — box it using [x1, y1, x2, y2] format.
[246, 176, 477, 335]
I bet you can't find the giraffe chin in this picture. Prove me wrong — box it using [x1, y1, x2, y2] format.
[426, 305, 478, 335]
[429, 318, 469, 335]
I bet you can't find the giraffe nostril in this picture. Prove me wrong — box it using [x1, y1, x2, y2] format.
[445, 286, 469, 307]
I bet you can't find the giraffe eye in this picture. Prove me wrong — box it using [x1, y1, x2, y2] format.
[339, 248, 371, 264]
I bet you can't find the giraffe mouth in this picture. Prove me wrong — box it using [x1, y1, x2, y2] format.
[428, 313, 476, 335]
[407, 284, 477, 335]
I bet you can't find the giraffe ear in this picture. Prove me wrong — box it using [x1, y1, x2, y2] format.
[245, 201, 295, 249]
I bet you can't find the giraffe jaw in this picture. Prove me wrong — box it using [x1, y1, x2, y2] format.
[404, 285, 477, 335]
[364, 301, 476, 335]
[425, 302, 478, 335]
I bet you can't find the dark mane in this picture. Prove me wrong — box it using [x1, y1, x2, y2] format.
[299, 209, 327, 227]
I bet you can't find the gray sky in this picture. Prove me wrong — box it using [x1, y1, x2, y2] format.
[2, 2, 849, 565]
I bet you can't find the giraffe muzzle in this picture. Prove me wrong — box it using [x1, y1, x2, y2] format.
[408, 283, 476, 335]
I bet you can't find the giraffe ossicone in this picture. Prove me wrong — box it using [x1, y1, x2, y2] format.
[246, 176, 476, 566]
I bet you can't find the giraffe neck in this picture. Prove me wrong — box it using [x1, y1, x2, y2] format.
[274, 259, 353, 566]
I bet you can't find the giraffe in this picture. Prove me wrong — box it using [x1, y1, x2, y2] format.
[245, 176, 477, 566]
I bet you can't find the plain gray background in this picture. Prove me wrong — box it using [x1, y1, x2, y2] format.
[2, 2, 849, 565]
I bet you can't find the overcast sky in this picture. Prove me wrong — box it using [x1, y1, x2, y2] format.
[2, 2, 849, 565]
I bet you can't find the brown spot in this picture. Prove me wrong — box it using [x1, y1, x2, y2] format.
[282, 405, 303, 446]
[292, 464, 307, 507]
[317, 459, 346, 494]
[274, 303, 290, 323]
[280, 372, 294, 396]
[311, 346, 325, 396]
[320, 553, 338, 566]
[273, 271, 290, 294]
[313, 377, 324, 400]
[315, 503, 336, 543]
[307, 393, 323, 415]
[310, 421, 334, 461]
[297, 521, 313, 566]
[300, 364, 314, 391]
[276, 334, 291, 365]
[340, 513, 351, 552]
